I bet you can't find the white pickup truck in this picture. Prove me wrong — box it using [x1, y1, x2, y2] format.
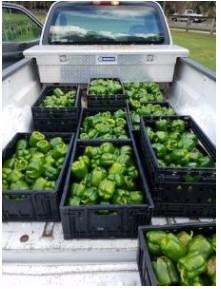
[171, 9, 206, 23]
[2, 1, 215, 286]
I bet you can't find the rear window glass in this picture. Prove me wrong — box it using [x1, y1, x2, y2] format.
[48, 4, 165, 44]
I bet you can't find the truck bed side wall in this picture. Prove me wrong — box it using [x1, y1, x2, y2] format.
[168, 58, 216, 145]
[2, 58, 41, 148]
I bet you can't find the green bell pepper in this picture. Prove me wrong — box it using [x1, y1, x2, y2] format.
[160, 233, 186, 262]
[36, 140, 50, 153]
[146, 127, 155, 141]
[81, 173, 92, 187]
[78, 155, 90, 167]
[54, 88, 64, 97]
[113, 126, 125, 135]
[43, 164, 58, 180]
[100, 153, 115, 167]
[91, 167, 106, 187]
[187, 234, 212, 259]
[8, 170, 24, 183]
[2, 181, 8, 190]
[114, 109, 125, 118]
[71, 160, 88, 179]
[16, 149, 31, 161]
[127, 165, 138, 179]
[51, 143, 67, 159]
[129, 191, 144, 204]
[70, 182, 86, 197]
[155, 119, 169, 131]
[2, 168, 12, 180]
[98, 179, 116, 200]
[152, 143, 167, 158]
[171, 119, 186, 132]
[31, 151, 45, 160]
[26, 159, 44, 179]
[120, 145, 132, 155]
[91, 158, 101, 169]
[14, 159, 28, 171]
[44, 180, 56, 190]
[68, 196, 81, 206]
[146, 230, 167, 256]
[49, 137, 64, 147]
[100, 142, 115, 154]
[170, 149, 188, 165]
[56, 157, 65, 169]
[152, 256, 179, 286]
[3, 158, 16, 169]
[45, 155, 55, 165]
[80, 133, 89, 139]
[84, 146, 101, 159]
[116, 154, 132, 166]
[25, 175, 35, 185]
[108, 174, 124, 188]
[177, 230, 193, 246]
[115, 118, 126, 127]
[88, 129, 99, 138]
[81, 187, 98, 205]
[16, 139, 28, 151]
[10, 180, 29, 190]
[124, 176, 136, 190]
[109, 162, 125, 175]
[29, 131, 45, 147]
[32, 177, 47, 190]
[95, 123, 110, 134]
[178, 251, 207, 284]
[112, 189, 129, 205]
[155, 131, 168, 143]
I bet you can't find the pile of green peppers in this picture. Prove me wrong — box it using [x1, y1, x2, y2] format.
[124, 82, 163, 107]
[146, 119, 215, 168]
[40, 88, 77, 108]
[68, 142, 144, 205]
[3, 131, 68, 192]
[89, 79, 122, 96]
[146, 229, 216, 286]
[131, 104, 175, 130]
[80, 110, 128, 139]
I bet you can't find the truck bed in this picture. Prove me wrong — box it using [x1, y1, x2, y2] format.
[3, 217, 214, 286]
[2, 51, 215, 286]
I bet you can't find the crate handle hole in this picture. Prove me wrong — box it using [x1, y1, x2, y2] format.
[95, 210, 118, 216]
[3, 194, 27, 201]
[96, 227, 105, 231]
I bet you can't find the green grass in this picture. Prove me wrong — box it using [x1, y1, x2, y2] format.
[3, 13, 41, 42]
[171, 30, 216, 71]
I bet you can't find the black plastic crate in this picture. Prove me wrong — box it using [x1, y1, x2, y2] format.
[60, 139, 154, 239]
[77, 106, 133, 141]
[2, 132, 75, 222]
[153, 202, 216, 217]
[137, 222, 216, 286]
[32, 84, 81, 132]
[87, 78, 126, 108]
[132, 129, 215, 217]
[140, 115, 216, 204]
[127, 101, 176, 130]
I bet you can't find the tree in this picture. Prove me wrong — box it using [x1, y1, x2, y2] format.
[8, 1, 54, 10]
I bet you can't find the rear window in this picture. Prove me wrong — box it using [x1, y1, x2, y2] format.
[47, 3, 166, 45]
